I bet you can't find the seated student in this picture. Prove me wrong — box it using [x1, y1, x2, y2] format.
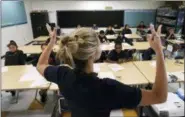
[116, 33, 124, 42]
[122, 24, 133, 45]
[105, 26, 115, 35]
[106, 41, 128, 63]
[5, 40, 26, 97]
[166, 28, 176, 40]
[37, 27, 167, 117]
[92, 24, 98, 30]
[45, 37, 60, 45]
[98, 30, 107, 43]
[36, 43, 59, 103]
[77, 24, 81, 29]
[137, 21, 146, 31]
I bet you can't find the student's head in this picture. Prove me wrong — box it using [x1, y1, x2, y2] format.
[114, 41, 122, 54]
[125, 24, 130, 29]
[114, 24, 118, 27]
[108, 26, 112, 30]
[41, 43, 48, 51]
[93, 24, 96, 27]
[140, 21, 144, 25]
[169, 28, 174, 34]
[56, 28, 101, 71]
[99, 30, 105, 37]
[77, 24, 81, 28]
[7, 40, 18, 53]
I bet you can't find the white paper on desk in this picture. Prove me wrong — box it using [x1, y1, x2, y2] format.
[19, 67, 43, 82]
[150, 61, 156, 68]
[93, 64, 100, 73]
[108, 64, 124, 72]
[122, 43, 130, 47]
[110, 110, 124, 117]
[170, 71, 184, 81]
[30, 78, 49, 88]
[100, 45, 107, 50]
[98, 72, 115, 79]
[2, 67, 8, 73]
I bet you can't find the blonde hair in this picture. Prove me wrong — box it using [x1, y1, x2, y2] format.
[56, 28, 101, 67]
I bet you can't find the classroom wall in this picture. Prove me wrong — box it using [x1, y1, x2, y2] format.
[2, 0, 33, 55]
[31, 1, 165, 24]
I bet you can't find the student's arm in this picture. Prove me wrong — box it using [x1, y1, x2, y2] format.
[140, 25, 167, 106]
[106, 50, 117, 63]
[36, 28, 57, 76]
[166, 33, 172, 40]
[19, 51, 26, 65]
[4, 52, 8, 66]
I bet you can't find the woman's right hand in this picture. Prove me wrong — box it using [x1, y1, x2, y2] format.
[147, 25, 163, 53]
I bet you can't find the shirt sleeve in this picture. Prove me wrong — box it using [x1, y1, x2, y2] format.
[107, 50, 115, 61]
[44, 65, 70, 84]
[101, 78, 142, 109]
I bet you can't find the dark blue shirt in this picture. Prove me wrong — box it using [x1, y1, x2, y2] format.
[108, 49, 127, 62]
[44, 66, 141, 117]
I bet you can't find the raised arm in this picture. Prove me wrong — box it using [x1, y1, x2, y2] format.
[140, 25, 168, 106]
[36, 24, 57, 76]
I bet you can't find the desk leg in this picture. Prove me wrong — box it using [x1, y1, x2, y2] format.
[11, 91, 19, 104]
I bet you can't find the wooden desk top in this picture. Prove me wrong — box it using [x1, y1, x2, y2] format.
[100, 43, 134, 51]
[132, 42, 150, 50]
[33, 36, 49, 42]
[106, 35, 118, 40]
[49, 83, 59, 91]
[19, 45, 42, 54]
[167, 39, 184, 44]
[19, 45, 59, 54]
[100, 42, 151, 51]
[133, 59, 184, 83]
[62, 109, 137, 117]
[125, 34, 142, 39]
[2, 65, 50, 90]
[100, 62, 148, 85]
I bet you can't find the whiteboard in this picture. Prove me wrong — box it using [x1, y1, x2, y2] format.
[2, 1, 27, 27]
[124, 9, 156, 27]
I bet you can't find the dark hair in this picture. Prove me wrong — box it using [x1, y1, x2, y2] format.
[45, 37, 59, 44]
[99, 30, 105, 34]
[125, 24, 129, 29]
[140, 21, 144, 23]
[114, 40, 122, 47]
[7, 40, 18, 48]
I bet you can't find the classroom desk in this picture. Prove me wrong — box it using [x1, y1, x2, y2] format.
[100, 42, 151, 51]
[133, 59, 184, 83]
[100, 43, 134, 51]
[132, 42, 150, 51]
[125, 34, 142, 39]
[167, 39, 184, 45]
[106, 35, 118, 40]
[62, 109, 138, 117]
[19, 45, 60, 54]
[33, 36, 49, 42]
[2, 65, 50, 91]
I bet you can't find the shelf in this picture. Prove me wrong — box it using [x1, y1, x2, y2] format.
[156, 22, 175, 27]
[156, 15, 177, 19]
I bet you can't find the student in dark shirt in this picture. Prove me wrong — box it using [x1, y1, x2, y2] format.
[107, 41, 127, 63]
[36, 43, 59, 103]
[122, 24, 133, 45]
[137, 21, 146, 31]
[105, 26, 115, 35]
[37, 27, 167, 117]
[166, 28, 176, 40]
[98, 30, 107, 43]
[5, 40, 26, 97]
[92, 24, 98, 30]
